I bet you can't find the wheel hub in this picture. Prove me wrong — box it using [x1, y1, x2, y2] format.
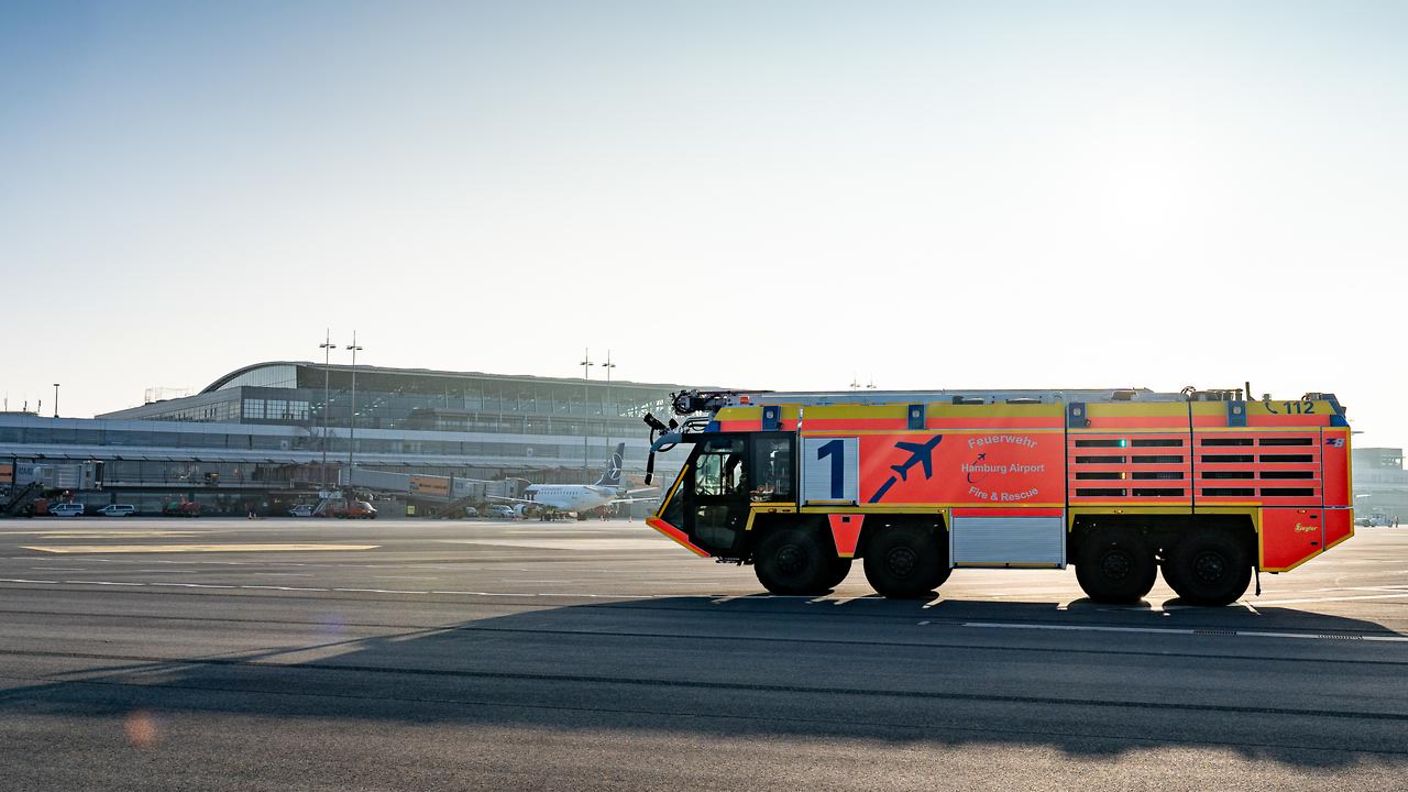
[776, 544, 806, 576]
[1099, 548, 1133, 581]
[1192, 551, 1227, 584]
[887, 546, 918, 578]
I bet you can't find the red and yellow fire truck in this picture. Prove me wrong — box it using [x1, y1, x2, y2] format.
[642, 387, 1352, 606]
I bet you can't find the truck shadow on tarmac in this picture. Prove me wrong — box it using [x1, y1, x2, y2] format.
[3, 594, 1406, 768]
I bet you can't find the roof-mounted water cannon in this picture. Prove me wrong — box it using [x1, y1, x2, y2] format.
[670, 390, 741, 416]
[643, 412, 674, 435]
[642, 412, 681, 486]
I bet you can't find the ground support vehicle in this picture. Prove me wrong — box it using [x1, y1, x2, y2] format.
[98, 504, 136, 517]
[321, 499, 378, 519]
[643, 388, 1353, 606]
[2, 482, 45, 517]
[162, 499, 202, 517]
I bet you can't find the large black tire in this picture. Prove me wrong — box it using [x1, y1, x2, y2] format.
[863, 525, 946, 599]
[821, 557, 853, 590]
[925, 563, 953, 591]
[754, 528, 832, 595]
[1075, 529, 1157, 603]
[1164, 529, 1252, 606]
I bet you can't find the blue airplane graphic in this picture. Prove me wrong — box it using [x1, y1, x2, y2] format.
[869, 435, 944, 503]
[890, 435, 944, 481]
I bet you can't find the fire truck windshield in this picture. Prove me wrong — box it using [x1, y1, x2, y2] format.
[694, 438, 745, 497]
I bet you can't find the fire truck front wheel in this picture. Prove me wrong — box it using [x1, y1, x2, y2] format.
[754, 528, 833, 595]
[1075, 529, 1157, 604]
[863, 525, 947, 599]
[1163, 530, 1252, 606]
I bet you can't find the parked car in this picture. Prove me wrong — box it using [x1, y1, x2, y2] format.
[486, 504, 516, 519]
[98, 504, 137, 518]
[463, 506, 479, 518]
[50, 503, 85, 517]
[288, 504, 316, 518]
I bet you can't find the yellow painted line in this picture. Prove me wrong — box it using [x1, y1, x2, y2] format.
[0, 531, 204, 538]
[22, 543, 380, 554]
[443, 538, 674, 551]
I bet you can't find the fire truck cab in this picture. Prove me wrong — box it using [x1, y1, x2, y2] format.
[643, 387, 1353, 606]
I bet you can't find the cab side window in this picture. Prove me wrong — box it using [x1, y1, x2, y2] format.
[751, 437, 794, 502]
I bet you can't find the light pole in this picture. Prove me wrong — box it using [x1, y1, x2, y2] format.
[602, 350, 615, 448]
[319, 330, 334, 490]
[579, 348, 593, 475]
[346, 332, 363, 489]
[52, 384, 60, 418]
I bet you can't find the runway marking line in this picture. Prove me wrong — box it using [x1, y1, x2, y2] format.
[962, 621, 1408, 643]
[1252, 592, 1408, 606]
[0, 578, 669, 600]
[21, 544, 380, 554]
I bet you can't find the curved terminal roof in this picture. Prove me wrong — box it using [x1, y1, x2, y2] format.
[201, 361, 705, 394]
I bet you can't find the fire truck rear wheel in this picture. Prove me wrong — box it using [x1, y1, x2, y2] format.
[863, 525, 945, 599]
[1164, 530, 1252, 606]
[754, 528, 832, 595]
[1075, 530, 1156, 603]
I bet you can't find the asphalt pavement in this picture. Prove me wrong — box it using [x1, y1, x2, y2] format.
[2, 516, 1406, 791]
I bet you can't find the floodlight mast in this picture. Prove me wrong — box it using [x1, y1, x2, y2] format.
[345, 332, 364, 488]
[319, 330, 335, 490]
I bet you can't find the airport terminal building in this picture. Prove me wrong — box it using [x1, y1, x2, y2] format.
[1, 361, 701, 515]
[1354, 447, 1408, 524]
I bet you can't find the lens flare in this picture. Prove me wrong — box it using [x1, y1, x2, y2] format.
[124, 711, 159, 749]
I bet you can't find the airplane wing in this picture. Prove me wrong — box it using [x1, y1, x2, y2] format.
[610, 495, 660, 504]
[624, 487, 659, 496]
[485, 495, 536, 504]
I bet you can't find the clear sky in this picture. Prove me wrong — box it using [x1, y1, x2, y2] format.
[1, 2, 1404, 447]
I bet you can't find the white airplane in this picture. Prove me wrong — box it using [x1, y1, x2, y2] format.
[491, 443, 657, 516]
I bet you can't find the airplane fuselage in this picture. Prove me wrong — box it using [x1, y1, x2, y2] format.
[522, 484, 620, 513]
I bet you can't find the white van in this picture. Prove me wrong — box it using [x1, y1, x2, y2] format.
[50, 503, 85, 517]
[99, 504, 137, 517]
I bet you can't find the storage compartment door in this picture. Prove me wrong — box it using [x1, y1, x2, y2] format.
[951, 508, 1065, 568]
[1260, 507, 1322, 571]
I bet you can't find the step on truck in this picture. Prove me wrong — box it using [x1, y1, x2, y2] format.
[641, 387, 1353, 606]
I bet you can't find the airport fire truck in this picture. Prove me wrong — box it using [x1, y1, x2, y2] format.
[641, 387, 1352, 606]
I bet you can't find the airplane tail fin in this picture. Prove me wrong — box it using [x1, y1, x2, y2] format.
[595, 442, 626, 486]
